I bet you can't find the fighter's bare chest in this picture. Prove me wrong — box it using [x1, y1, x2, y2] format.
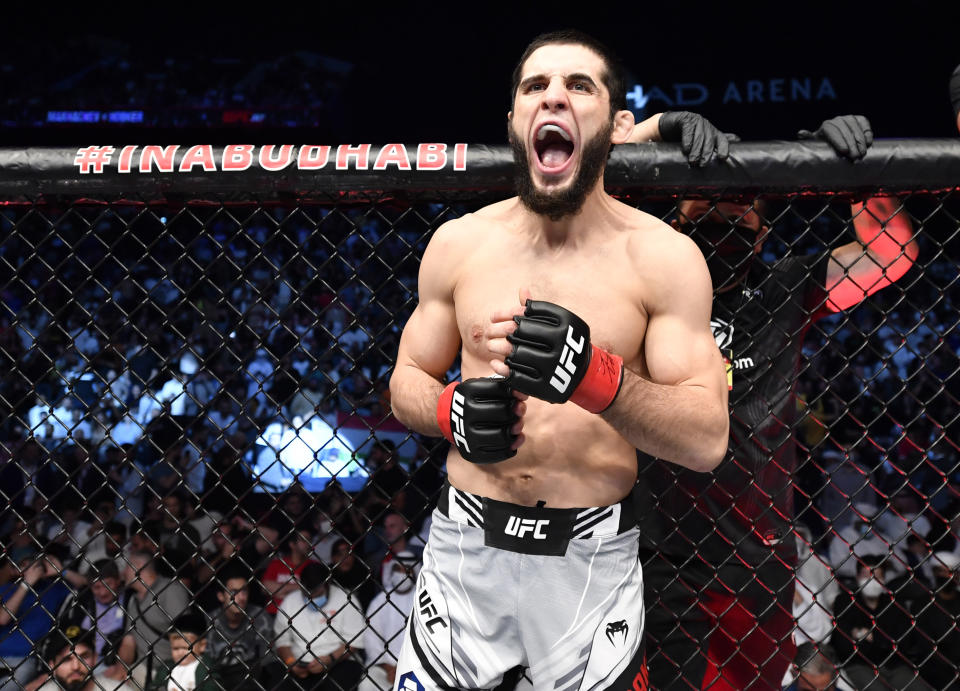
[453, 252, 647, 360]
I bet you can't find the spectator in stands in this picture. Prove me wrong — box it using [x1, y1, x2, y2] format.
[0, 440, 46, 513]
[261, 527, 319, 616]
[148, 611, 220, 691]
[127, 521, 161, 563]
[274, 562, 364, 691]
[56, 560, 130, 677]
[71, 494, 121, 572]
[321, 482, 365, 543]
[360, 551, 419, 691]
[357, 441, 406, 515]
[118, 551, 191, 687]
[156, 491, 201, 581]
[4, 509, 40, 564]
[366, 512, 414, 584]
[45, 505, 90, 559]
[287, 376, 328, 423]
[908, 551, 960, 689]
[194, 519, 238, 612]
[831, 555, 930, 689]
[277, 485, 311, 524]
[309, 512, 342, 565]
[244, 349, 275, 420]
[208, 397, 241, 440]
[828, 503, 893, 582]
[0, 552, 71, 691]
[885, 532, 936, 616]
[205, 565, 273, 691]
[36, 626, 136, 691]
[785, 642, 849, 691]
[329, 539, 376, 611]
[818, 446, 883, 534]
[234, 513, 281, 576]
[874, 489, 931, 560]
[201, 444, 254, 516]
[0, 557, 19, 588]
[183, 495, 220, 558]
[794, 524, 838, 647]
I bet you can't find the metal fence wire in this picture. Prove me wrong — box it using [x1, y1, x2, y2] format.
[0, 142, 958, 691]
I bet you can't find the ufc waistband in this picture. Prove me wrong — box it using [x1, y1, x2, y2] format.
[436, 481, 636, 557]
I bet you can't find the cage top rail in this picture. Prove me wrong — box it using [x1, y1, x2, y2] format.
[0, 140, 958, 201]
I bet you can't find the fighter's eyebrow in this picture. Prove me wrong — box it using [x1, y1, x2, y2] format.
[519, 74, 547, 91]
[519, 73, 600, 92]
[566, 73, 599, 89]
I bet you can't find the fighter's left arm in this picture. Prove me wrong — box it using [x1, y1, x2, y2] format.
[601, 231, 730, 471]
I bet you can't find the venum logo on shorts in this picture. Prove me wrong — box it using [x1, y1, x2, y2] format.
[450, 391, 470, 454]
[504, 516, 549, 540]
[398, 672, 425, 691]
[605, 620, 629, 645]
[418, 590, 447, 635]
[550, 326, 585, 393]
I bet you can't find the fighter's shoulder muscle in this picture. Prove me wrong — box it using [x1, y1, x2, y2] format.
[422, 201, 513, 267]
[418, 210, 501, 298]
[618, 204, 712, 308]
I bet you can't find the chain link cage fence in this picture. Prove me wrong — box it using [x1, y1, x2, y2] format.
[0, 141, 958, 691]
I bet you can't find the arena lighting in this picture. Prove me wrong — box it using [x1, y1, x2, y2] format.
[251, 414, 368, 493]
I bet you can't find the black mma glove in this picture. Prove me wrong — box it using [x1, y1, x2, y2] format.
[658, 111, 736, 166]
[436, 376, 518, 464]
[798, 115, 873, 161]
[505, 300, 624, 414]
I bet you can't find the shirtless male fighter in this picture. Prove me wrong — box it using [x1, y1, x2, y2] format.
[388, 30, 729, 691]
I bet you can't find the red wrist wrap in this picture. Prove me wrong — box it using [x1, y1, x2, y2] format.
[570, 345, 624, 414]
[436, 382, 458, 443]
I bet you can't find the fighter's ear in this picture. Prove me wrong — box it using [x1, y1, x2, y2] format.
[610, 109, 636, 145]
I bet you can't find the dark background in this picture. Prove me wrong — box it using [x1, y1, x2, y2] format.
[1, 3, 958, 145]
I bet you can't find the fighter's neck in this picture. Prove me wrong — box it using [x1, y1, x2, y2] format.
[525, 186, 616, 248]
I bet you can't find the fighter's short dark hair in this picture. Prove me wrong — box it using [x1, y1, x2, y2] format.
[511, 30, 627, 116]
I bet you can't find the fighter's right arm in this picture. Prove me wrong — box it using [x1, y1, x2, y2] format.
[389, 221, 464, 436]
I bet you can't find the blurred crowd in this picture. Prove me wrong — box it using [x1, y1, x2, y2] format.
[0, 37, 352, 130]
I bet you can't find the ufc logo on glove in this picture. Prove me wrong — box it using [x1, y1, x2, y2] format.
[507, 300, 623, 413]
[549, 326, 585, 393]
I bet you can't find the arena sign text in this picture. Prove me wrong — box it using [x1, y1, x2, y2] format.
[73, 143, 469, 175]
[626, 76, 837, 109]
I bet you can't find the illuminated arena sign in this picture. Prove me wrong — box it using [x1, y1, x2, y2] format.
[626, 77, 837, 109]
[73, 143, 469, 174]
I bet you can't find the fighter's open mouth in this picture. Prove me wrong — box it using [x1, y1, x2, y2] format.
[534, 124, 574, 169]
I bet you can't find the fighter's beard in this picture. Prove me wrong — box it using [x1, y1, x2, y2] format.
[509, 120, 613, 222]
